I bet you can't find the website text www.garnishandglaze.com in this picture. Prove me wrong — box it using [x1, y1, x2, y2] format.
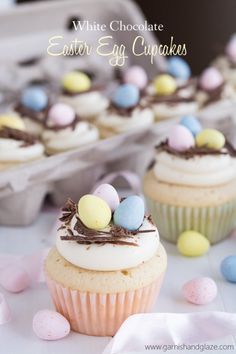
[144, 343, 235, 352]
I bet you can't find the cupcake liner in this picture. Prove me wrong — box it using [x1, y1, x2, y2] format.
[145, 197, 236, 244]
[46, 274, 164, 337]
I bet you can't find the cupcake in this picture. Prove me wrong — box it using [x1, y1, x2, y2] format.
[0, 114, 44, 170]
[14, 86, 49, 136]
[45, 185, 167, 336]
[41, 103, 99, 155]
[143, 118, 236, 244]
[59, 71, 109, 120]
[97, 84, 154, 138]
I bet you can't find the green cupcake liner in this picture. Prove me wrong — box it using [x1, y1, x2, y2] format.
[145, 197, 236, 244]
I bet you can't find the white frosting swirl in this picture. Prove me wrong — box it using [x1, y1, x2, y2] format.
[60, 91, 109, 119]
[152, 101, 198, 120]
[42, 121, 99, 152]
[56, 216, 159, 271]
[0, 138, 44, 162]
[154, 151, 236, 187]
[97, 107, 154, 133]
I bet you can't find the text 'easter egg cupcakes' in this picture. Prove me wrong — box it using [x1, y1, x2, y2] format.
[45, 185, 167, 336]
[143, 116, 236, 244]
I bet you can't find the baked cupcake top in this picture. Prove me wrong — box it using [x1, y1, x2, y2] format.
[56, 184, 159, 271]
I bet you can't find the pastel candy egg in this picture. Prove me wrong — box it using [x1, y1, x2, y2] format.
[226, 35, 236, 62]
[221, 255, 236, 283]
[154, 74, 177, 95]
[78, 195, 111, 230]
[180, 115, 202, 136]
[168, 124, 195, 152]
[0, 265, 30, 293]
[21, 87, 48, 111]
[48, 103, 75, 126]
[182, 277, 217, 305]
[177, 230, 210, 257]
[123, 66, 148, 90]
[199, 67, 223, 91]
[93, 184, 120, 212]
[168, 57, 191, 80]
[113, 195, 144, 231]
[0, 114, 25, 131]
[33, 310, 70, 340]
[112, 84, 140, 109]
[62, 71, 91, 93]
[196, 129, 225, 150]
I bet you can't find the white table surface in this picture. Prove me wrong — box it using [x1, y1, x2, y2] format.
[0, 204, 236, 354]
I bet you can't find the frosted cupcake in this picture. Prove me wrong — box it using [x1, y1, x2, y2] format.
[59, 71, 109, 120]
[14, 86, 49, 136]
[0, 114, 44, 170]
[97, 84, 154, 138]
[143, 117, 236, 244]
[45, 185, 167, 336]
[41, 103, 99, 155]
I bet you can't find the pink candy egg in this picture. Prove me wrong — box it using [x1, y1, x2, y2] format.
[199, 67, 223, 91]
[0, 265, 31, 293]
[93, 183, 120, 212]
[123, 66, 148, 90]
[48, 103, 75, 126]
[168, 124, 195, 152]
[33, 310, 70, 340]
[182, 277, 217, 305]
[226, 36, 236, 62]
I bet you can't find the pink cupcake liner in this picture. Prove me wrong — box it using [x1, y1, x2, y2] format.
[46, 273, 164, 337]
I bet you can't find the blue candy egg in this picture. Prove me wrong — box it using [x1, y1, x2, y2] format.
[180, 115, 202, 136]
[21, 87, 48, 111]
[112, 84, 140, 109]
[168, 57, 191, 80]
[221, 256, 236, 283]
[113, 195, 144, 231]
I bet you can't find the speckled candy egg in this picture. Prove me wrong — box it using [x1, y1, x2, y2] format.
[0, 114, 25, 131]
[78, 194, 111, 230]
[48, 103, 75, 126]
[168, 57, 191, 81]
[123, 66, 148, 90]
[182, 277, 217, 305]
[154, 74, 177, 95]
[0, 265, 30, 293]
[113, 195, 144, 231]
[196, 129, 225, 150]
[33, 310, 70, 340]
[221, 255, 236, 283]
[177, 230, 210, 257]
[62, 71, 91, 93]
[93, 184, 120, 212]
[112, 84, 140, 109]
[199, 67, 223, 91]
[168, 124, 195, 152]
[180, 115, 202, 136]
[21, 87, 48, 111]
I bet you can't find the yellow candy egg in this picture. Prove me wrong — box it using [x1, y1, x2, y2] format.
[154, 74, 177, 95]
[78, 194, 111, 230]
[177, 230, 210, 257]
[196, 129, 225, 150]
[62, 71, 91, 93]
[0, 114, 25, 131]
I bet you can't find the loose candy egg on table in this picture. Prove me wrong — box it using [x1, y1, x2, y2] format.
[78, 195, 111, 230]
[113, 195, 144, 231]
[33, 310, 70, 340]
[62, 71, 91, 93]
[154, 74, 177, 95]
[21, 87, 48, 111]
[168, 124, 195, 152]
[48, 103, 75, 126]
[0, 265, 31, 293]
[93, 184, 120, 212]
[112, 84, 140, 109]
[0, 114, 25, 131]
[180, 115, 202, 136]
[168, 57, 191, 81]
[221, 255, 236, 283]
[182, 277, 217, 305]
[123, 66, 148, 90]
[199, 67, 223, 91]
[177, 230, 210, 257]
[196, 129, 225, 150]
